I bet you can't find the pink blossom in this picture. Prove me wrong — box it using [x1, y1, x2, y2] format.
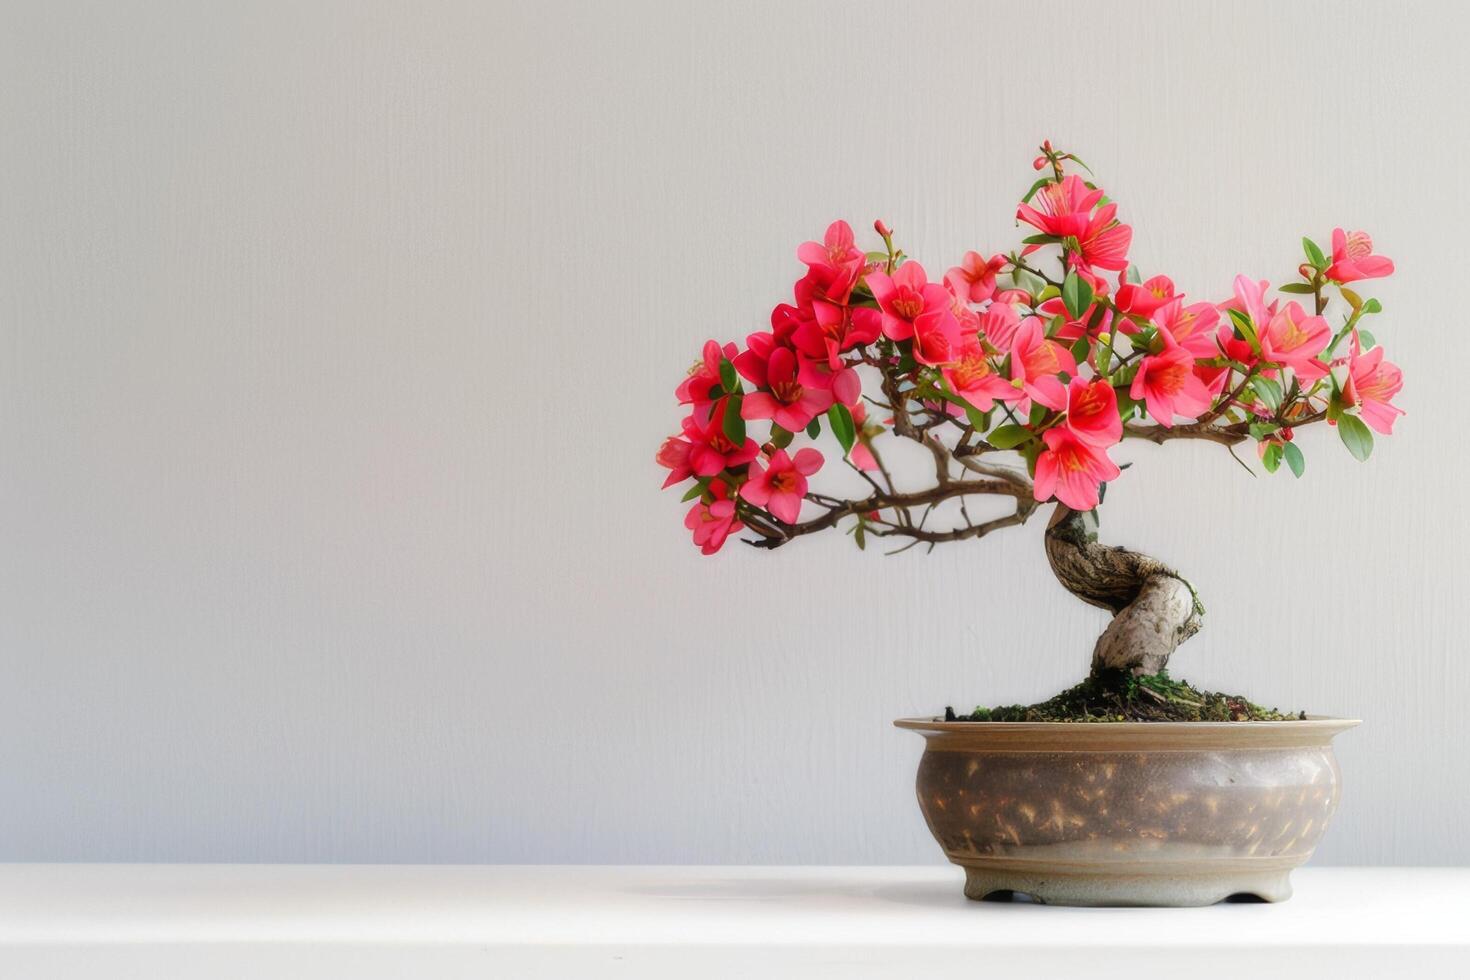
[738, 343, 834, 432]
[1259, 301, 1330, 381]
[655, 434, 693, 488]
[1151, 299, 1221, 358]
[793, 301, 882, 370]
[683, 401, 760, 477]
[1016, 175, 1104, 240]
[943, 338, 1019, 413]
[1325, 229, 1394, 284]
[1114, 274, 1176, 319]
[1065, 376, 1122, 448]
[796, 220, 865, 302]
[866, 261, 953, 342]
[684, 482, 743, 555]
[946, 251, 1007, 303]
[740, 448, 824, 524]
[1130, 335, 1213, 427]
[676, 340, 739, 415]
[1072, 203, 1133, 272]
[1009, 316, 1077, 411]
[1033, 427, 1121, 512]
[911, 308, 963, 366]
[847, 403, 879, 471]
[1342, 333, 1404, 434]
[979, 301, 1022, 351]
[1221, 275, 1274, 330]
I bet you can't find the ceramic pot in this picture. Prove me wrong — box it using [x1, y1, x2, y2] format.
[894, 717, 1358, 907]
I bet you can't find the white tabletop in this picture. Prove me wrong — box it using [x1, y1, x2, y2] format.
[2, 865, 1466, 978]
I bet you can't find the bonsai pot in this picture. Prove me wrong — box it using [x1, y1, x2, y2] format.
[895, 716, 1359, 907]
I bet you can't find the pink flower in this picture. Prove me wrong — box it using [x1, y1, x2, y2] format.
[655, 434, 693, 488]
[1033, 427, 1121, 512]
[945, 251, 1006, 303]
[1114, 274, 1176, 319]
[1009, 316, 1077, 411]
[1259, 301, 1330, 381]
[1065, 376, 1122, 448]
[1151, 299, 1220, 358]
[866, 261, 953, 343]
[1326, 229, 1394, 284]
[847, 402, 879, 471]
[793, 301, 882, 370]
[684, 482, 743, 555]
[979, 301, 1022, 351]
[683, 401, 760, 477]
[740, 448, 824, 524]
[943, 338, 1019, 413]
[911, 308, 963, 366]
[676, 340, 739, 415]
[1072, 203, 1132, 272]
[1342, 333, 1404, 434]
[738, 343, 834, 432]
[1130, 335, 1213, 427]
[1221, 275, 1274, 330]
[1016, 175, 1104, 240]
[796, 220, 866, 302]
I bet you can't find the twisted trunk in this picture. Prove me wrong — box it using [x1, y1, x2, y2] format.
[1043, 506, 1204, 677]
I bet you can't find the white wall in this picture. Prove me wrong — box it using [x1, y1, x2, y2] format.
[2, 0, 1466, 865]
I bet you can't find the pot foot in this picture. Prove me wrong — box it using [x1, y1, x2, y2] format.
[961, 865, 1293, 908]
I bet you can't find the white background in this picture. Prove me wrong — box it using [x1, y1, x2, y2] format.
[1, 0, 1466, 865]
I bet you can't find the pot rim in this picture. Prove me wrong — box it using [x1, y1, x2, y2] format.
[894, 715, 1360, 750]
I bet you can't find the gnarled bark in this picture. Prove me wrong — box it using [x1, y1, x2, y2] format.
[1043, 505, 1204, 677]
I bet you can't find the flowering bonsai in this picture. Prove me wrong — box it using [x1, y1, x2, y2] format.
[657, 143, 1401, 721]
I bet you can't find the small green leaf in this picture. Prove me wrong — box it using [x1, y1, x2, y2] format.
[961, 402, 990, 432]
[1021, 234, 1061, 246]
[1028, 402, 1048, 426]
[805, 417, 821, 439]
[1248, 421, 1281, 441]
[1013, 267, 1046, 298]
[1302, 237, 1327, 269]
[1277, 282, 1316, 294]
[1262, 442, 1282, 474]
[1358, 329, 1376, 349]
[769, 423, 794, 449]
[1227, 307, 1258, 347]
[1061, 270, 1093, 319]
[987, 424, 1033, 449]
[1337, 414, 1374, 461]
[680, 481, 708, 503]
[1020, 177, 1051, 203]
[1070, 335, 1091, 363]
[1250, 376, 1282, 411]
[854, 520, 866, 551]
[722, 395, 746, 445]
[719, 358, 739, 394]
[1124, 264, 1142, 285]
[1283, 441, 1305, 478]
[1363, 298, 1383, 314]
[827, 404, 856, 453]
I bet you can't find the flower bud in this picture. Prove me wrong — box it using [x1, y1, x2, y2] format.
[1032, 156, 1047, 171]
[874, 219, 892, 238]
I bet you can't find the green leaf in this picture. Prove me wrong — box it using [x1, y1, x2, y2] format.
[769, 423, 794, 449]
[827, 404, 856, 453]
[805, 417, 821, 439]
[961, 402, 990, 432]
[854, 520, 866, 551]
[1061, 270, 1093, 319]
[1028, 402, 1048, 426]
[1277, 282, 1316, 294]
[987, 424, 1033, 449]
[1227, 307, 1258, 347]
[1363, 298, 1383, 314]
[1302, 237, 1327, 269]
[1358, 329, 1376, 349]
[1250, 376, 1282, 411]
[1013, 267, 1046, 298]
[722, 394, 746, 445]
[1021, 234, 1060, 246]
[718, 358, 739, 394]
[1337, 414, 1374, 461]
[1124, 264, 1142, 285]
[1262, 442, 1282, 474]
[1283, 441, 1305, 478]
[680, 480, 708, 503]
[1248, 421, 1281, 441]
[1070, 335, 1091, 364]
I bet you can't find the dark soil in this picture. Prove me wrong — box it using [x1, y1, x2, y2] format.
[946, 669, 1306, 723]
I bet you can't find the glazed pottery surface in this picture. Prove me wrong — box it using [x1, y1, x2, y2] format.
[895, 717, 1359, 907]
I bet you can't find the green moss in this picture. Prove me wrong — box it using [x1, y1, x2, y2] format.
[954, 670, 1305, 723]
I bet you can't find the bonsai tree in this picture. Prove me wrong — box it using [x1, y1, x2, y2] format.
[657, 143, 1401, 720]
